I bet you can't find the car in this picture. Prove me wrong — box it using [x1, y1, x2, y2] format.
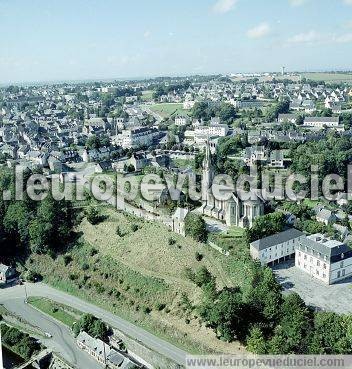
[44, 332, 53, 338]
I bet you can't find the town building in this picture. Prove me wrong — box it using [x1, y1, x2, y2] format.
[250, 228, 305, 266]
[295, 234, 352, 284]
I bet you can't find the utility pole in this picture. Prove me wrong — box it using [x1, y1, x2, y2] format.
[24, 283, 28, 304]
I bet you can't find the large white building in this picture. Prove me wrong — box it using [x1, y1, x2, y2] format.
[295, 234, 352, 285]
[251, 230, 352, 285]
[303, 117, 340, 129]
[114, 126, 159, 149]
[195, 124, 229, 137]
[250, 229, 305, 266]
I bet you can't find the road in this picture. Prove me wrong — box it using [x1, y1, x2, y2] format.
[0, 283, 188, 367]
[1, 296, 99, 369]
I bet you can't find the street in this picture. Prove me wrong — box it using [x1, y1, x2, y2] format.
[0, 282, 188, 366]
[1, 297, 100, 369]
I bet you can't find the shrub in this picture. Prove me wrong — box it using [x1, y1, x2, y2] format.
[168, 237, 176, 246]
[81, 263, 89, 271]
[195, 252, 203, 261]
[63, 254, 72, 266]
[90, 248, 98, 256]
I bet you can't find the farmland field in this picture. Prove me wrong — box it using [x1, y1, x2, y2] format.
[301, 72, 352, 84]
[25, 207, 248, 354]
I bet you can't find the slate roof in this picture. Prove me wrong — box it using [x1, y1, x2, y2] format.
[297, 234, 352, 262]
[250, 228, 304, 251]
[305, 117, 339, 123]
[0, 264, 10, 273]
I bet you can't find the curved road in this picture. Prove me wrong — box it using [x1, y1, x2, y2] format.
[1, 297, 99, 369]
[0, 283, 187, 367]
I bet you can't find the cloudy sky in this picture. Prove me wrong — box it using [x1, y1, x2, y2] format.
[1, 0, 352, 83]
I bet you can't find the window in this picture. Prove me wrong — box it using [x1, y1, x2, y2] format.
[340, 261, 344, 268]
[323, 263, 326, 269]
[342, 269, 346, 277]
[316, 270, 319, 275]
[304, 254, 307, 260]
[337, 271, 341, 279]
[299, 252, 301, 257]
[317, 260, 320, 266]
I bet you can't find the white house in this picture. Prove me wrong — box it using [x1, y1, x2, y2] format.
[0, 264, 17, 284]
[295, 234, 352, 285]
[174, 115, 190, 126]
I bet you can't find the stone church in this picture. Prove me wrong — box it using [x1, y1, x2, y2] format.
[200, 141, 264, 228]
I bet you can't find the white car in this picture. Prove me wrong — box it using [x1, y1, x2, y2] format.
[44, 332, 53, 338]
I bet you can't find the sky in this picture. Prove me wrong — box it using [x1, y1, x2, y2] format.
[1, 0, 352, 83]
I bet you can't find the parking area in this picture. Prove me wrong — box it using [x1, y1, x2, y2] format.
[272, 260, 352, 314]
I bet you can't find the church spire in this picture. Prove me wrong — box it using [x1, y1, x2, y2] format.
[202, 139, 214, 201]
[203, 139, 212, 170]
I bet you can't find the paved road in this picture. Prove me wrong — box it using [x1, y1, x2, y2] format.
[0, 283, 188, 366]
[1, 296, 99, 369]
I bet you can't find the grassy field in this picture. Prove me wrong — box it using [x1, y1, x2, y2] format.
[140, 90, 154, 102]
[302, 72, 352, 84]
[25, 207, 250, 354]
[28, 297, 81, 328]
[148, 103, 190, 119]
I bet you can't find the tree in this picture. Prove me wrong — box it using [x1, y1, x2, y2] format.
[246, 326, 267, 354]
[3, 202, 30, 247]
[73, 314, 109, 341]
[184, 213, 207, 242]
[219, 103, 237, 123]
[265, 99, 290, 122]
[245, 212, 286, 243]
[86, 135, 101, 149]
[199, 287, 247, 342]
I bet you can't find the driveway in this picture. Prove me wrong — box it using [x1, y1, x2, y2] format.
[273, 260, 352, 314]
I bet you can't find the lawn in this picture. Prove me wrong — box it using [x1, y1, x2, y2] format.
[28, 297, 81, 328]
[148, 103, 190, 119]
[301, 72, 352, 84]
[25, 207, 246, 354]
[140, 90, 154, 102]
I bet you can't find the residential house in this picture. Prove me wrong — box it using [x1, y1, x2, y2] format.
[0, 264, 17, 284]
[315, 208, 337, 225]
[278, 114, 297, 124]
[269, 150, 284, 168]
